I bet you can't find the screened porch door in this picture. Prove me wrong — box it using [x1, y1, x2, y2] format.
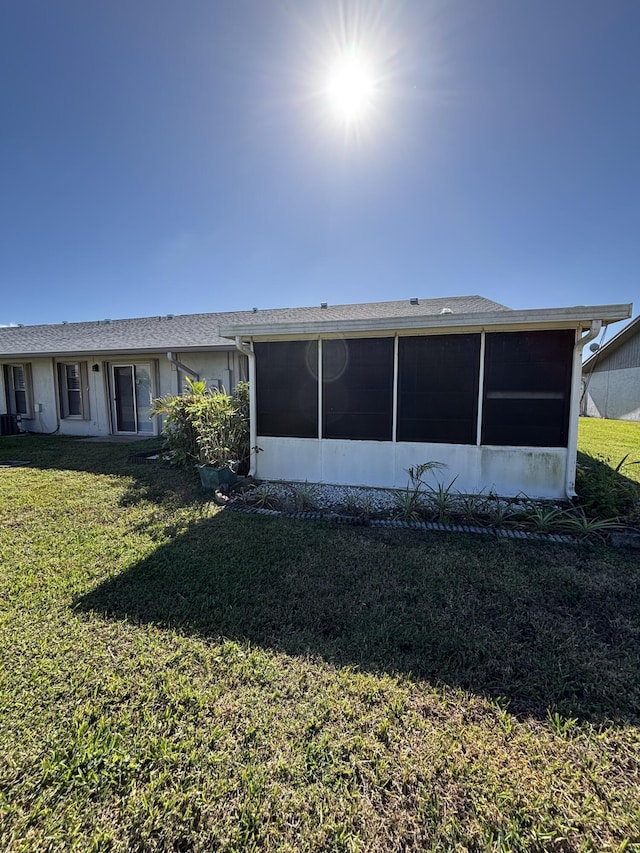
[111, 364, 155, 435]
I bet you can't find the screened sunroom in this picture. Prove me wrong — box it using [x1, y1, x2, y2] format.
[221, 301, 631, 499]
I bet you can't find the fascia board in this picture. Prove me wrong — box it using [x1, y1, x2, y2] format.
[0, 344, 237, 360]
[219, 304, 632, 340]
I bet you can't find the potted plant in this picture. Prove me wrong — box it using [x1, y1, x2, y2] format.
[152, 378, 250, 489]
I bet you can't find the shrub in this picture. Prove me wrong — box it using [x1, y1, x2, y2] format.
[575, 452, 640, 520]
[152, 378, 250, 473]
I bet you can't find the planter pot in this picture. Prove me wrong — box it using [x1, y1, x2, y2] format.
[198, 465, 238, 490]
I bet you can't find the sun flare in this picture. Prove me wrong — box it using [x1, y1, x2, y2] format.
[325, 52, 375, 122]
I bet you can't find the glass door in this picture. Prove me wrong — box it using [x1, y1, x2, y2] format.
[111, 364, 156, 434]
[134, 365, 154, 434]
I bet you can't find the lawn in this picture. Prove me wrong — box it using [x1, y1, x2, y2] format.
[0, 425, 639, 852]
[579, 417, 640, 483]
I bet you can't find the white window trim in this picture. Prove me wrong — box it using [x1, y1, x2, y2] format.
[57, 361, 90, 420]
[3, 363, 33, 418]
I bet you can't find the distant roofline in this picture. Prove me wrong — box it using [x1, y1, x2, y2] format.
[0, 295, 507, 331]
[1, 299, 632, 359]
[220, 304, 633, 339]
[582, 314, 640, 370]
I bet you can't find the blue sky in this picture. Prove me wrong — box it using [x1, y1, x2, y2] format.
[1, 0, 638, 331]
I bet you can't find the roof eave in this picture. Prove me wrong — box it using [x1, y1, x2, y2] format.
[219, 304, 633, 339]
[0, 343, 236, 360]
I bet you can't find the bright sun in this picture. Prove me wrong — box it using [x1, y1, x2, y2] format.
[325, 52, 375, 122]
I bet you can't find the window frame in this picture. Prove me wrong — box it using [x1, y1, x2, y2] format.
[3, 363, 33, 418]
[57, 361, 90, 420]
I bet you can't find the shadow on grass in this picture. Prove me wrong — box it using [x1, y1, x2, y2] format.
[576, 451, 640, 525]
[75, 510, 640, 725]
[0, 433, 200, 509]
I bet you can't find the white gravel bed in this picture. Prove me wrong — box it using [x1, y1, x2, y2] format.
[257, 481, 398, 513]
[246, 480, 559, 517]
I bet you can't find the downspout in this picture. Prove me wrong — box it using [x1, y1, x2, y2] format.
[234, 336, 257, 477]
[166, 352, 200, 386]
[47, 357, 60, 435]
[565, 320, 602, 499]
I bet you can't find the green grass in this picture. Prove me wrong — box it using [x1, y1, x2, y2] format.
[1, 432, 639, 851]
[579, 417, 640, 483]
[577, 417, 640, 521]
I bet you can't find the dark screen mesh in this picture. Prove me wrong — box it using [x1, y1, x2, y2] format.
[481, 330, 574, 447]
[323, 337, 393, 440]
[397, 334, 480, 444]
[255, 341, 318, 437]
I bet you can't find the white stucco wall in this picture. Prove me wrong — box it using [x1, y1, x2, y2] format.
[0, 358, 59, 434]
[583, 367, 640, 421]
[254, 436, 568, 499]
[0, 357, 112, 436]
[1, 349, 244, 437]
[170, 350, 247, 392]
[55, 360, 111, 436]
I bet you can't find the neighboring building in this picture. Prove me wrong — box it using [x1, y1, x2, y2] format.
[581, 315, 640, 422]
[220, 298, 632, 500]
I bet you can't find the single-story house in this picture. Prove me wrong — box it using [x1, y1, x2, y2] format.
[581, 315, 640, 422]
[218, 297, 631, 500]
[0, 311, 252, 438]
[0, 297, 505, 439]
[1, 296, 632, 499]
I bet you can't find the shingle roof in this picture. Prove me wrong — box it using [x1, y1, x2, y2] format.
[0, 296, 509, 358]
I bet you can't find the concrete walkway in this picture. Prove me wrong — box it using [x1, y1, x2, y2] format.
[78, 435, 159, 443]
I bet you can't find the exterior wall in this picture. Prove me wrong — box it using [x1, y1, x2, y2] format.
[56, 359, 111, 436]
[1, 349, 244, 436]
[591, 330, 640, 372]
[172, 350, 248, 392]
[250, 327, 579, 500]
[0, 358, 59, 434]
[583, 366, 640, 421]
[0, 357, 113, 436]
[254, 436, 568, 500]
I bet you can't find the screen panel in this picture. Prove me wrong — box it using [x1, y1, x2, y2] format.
[397, 333, 481, 444]
[255, 341, 318, 438]
[322, 337, 393, 441]
[481, 330, 574, 447]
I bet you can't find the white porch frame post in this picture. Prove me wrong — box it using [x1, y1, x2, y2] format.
[317, 337, 323, 440]
[392, 333, 399, 442]
[565, 320, 602, 498]
[247, 339, 257, 476]
[476, 330, 486, 446]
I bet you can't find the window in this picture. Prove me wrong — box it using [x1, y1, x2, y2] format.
[255, 341, 318, 437]
[323, 337, 394, 441]
[58, 362, 90, 419]
[397, 334, 481, 444]
[482, 330, 574, 447]
[3, 364, 32, 417]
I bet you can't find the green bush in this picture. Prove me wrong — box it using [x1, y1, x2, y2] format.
[575, 452, 640, 520]
[152, 378, 250, 473]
